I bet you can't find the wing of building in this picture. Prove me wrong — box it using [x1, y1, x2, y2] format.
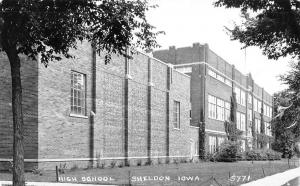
[0, 41, 273, 170]
[153, 42, 274, 156]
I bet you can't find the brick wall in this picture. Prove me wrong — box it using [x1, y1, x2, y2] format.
[0, 53, 39, 170]
[35, 42, 191, 169]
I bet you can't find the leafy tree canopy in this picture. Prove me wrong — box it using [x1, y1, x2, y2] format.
[0, 0, 163, 65]
[214, 0, 300, 60]
[272, 89, 300, 157]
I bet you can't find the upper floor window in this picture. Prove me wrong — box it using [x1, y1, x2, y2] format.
[217, 74, 225, 83]
[216, 99, 225, 121]
[225, 102, 230, 121]
[208, 95, 217, 119]
[237, 112, 246, 131]
[208, 69, 217, 78]
[173, 100, 181, 129]
[208, 94, 230, 122]
[234, 87, 246, 106]
[234, 87, 241, 105]
[263, 104, 267, 116]
[208, 68, 232, 87]
[248, 109, 252, 121]
[240, 90, 246, 106]
[248, 94, 252, 104]
[71, 71, 86, 116]
[258, 100, 262, 113]
[177, 66, 192, 74]
[255, 118, 261, 134]
[225, 79, 232, 87]
[253, 98, 258, 112]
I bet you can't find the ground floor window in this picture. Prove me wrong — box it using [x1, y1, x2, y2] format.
[240, 140, 246, 152]
[217, 136, 225, 147]
[209, 136, 217, 153]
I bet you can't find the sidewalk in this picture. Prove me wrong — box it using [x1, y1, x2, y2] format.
[241, 164, 300, 186]
[0, 181, 114, 186]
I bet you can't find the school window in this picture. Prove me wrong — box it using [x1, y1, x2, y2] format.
[194, 140, 199, 155]
[263, 104, 267, 116]
[248, 94, 252, 104]
[237, 112, 246, 131]
[240, 90, 246, 106]
[234, 87, 241, 105]
[225, 102, 230, 121]
[216, 99, 225, 121]
[209, 136, 217, 153]
[265, 122, 272, 136]
[176, 66, 192, 74]
[218, 137, 225, 147]
[258, 100, 262, 113]
[255, 118, 261, 134]
[241, 113, 246, 131]
[236, 112, 241, 130]
[225, 79, 232, 87]
[208, 95, 217, 119]
[217, 74, 225, 83]
[173, 101, 180, 129]
[208, 69, 217, 78]
[253, 98, 257, 112]
[248, 109, 252, 121]
[240, 140, 246, 152]
[71, 71, 86, 116]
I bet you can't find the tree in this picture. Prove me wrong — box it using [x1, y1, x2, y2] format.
[214, 0, 300, 60]
[272, 90, 299, 158]
[214, 0, 300, 156]
[271, 63, 300, 157]
[0, 1, 162, 185]
[224, 93, 242, 141]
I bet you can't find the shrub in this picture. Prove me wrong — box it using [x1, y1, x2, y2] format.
[58, 163, 67, 174]
[110, 160, 117, 168]
[173, 158, 180, 165]
[32, 166, 43, 176]
[205, 152, 216, 162]
[214, 141, 240, 162]
[70, 164, 78, 171]
[245, 149, 282, 161]
[265, 149, 282, 160]
[144, 159, 153, 166]
[117, 161, 124, 168]
[136, 159, 142, 166]
[180, 158, 188, 163]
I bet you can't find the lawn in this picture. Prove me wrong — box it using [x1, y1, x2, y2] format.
[0, 159, 299, 186]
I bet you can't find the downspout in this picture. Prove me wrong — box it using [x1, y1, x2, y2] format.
[89, 44, 97, 167]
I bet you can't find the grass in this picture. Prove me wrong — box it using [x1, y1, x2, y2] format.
[0, 159, 298, 186]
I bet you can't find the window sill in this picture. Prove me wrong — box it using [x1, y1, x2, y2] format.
[173, 128, 181, 131]
[69, 113, 88, 119]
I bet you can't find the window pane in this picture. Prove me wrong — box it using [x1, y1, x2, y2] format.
[173, 101, 180, 128]
[71, 71, 86, 115]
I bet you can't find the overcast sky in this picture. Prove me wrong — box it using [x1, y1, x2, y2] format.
[147, 0, 291, 94]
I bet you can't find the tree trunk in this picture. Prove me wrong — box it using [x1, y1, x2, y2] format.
[6, 47, 25, 186]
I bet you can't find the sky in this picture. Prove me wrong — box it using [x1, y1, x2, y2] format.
[146, 0, 292, 94]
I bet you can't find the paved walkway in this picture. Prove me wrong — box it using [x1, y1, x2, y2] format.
[241, 163, 300, 186]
